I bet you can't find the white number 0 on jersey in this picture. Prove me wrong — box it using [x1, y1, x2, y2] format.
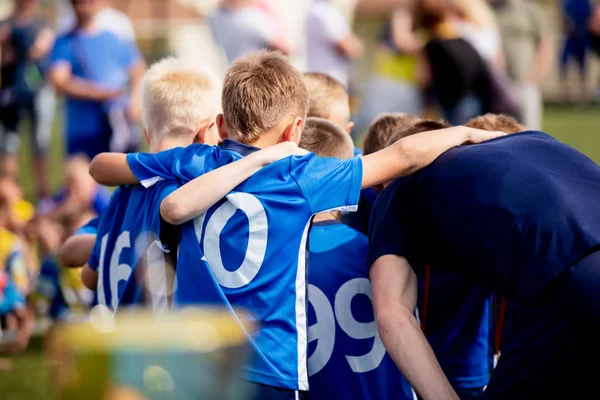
[308, 278, 387, 375]
[193, 192, 268, 289]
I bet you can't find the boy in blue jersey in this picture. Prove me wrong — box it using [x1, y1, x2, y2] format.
[303, 72, 360, 156]
[368, 118, 600, 399]
[299, 117, 415, 400]
[89, 50, 503, 398]
[81, 57, 305, 312]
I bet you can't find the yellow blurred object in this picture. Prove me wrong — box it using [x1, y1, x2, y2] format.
[0, 228, 31, 294]
[49, 307, 255, 400]
[12, 199, 34, 224]
[373, 48, 419, 83]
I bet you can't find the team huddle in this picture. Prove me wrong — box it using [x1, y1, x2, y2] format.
[59, 50, 600, 400]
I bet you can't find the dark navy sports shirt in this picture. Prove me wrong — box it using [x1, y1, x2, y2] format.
[368, 130, 600, 302]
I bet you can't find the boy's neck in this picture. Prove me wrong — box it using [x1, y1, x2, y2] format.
[313, 212, 340, 223]
[151, 137, 196, 153]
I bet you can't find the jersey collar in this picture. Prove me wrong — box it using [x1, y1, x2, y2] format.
[220, 139, 261, 157]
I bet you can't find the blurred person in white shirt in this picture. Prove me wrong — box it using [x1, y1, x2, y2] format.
[306, 0, 363, 90]
[450, 0, 503, 68]
[210, 0, 289, 65]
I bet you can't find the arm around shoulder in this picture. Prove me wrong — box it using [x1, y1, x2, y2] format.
[361, 126, 505, 188]
[89, 153, 139, 186]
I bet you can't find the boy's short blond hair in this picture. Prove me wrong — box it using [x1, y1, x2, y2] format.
[223, 50, 309, 143]
[465, 113, 525, 134]
[299, 117, 354, 159]
[363, 113, 420, 155]
[142, 57, 222, 140]
[385, 119, 451, 148]
[303, 72, 349, 120]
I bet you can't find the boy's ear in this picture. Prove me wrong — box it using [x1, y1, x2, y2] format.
[282, 117, 304, 144]
[143, 129, 151, 146]
[194, 119, 215, 145]
[346, 121, 355, 134]
[216, 114, 230, 141]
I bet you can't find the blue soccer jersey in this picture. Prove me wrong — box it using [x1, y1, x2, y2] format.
[415, 265, 493, 390]
[307, 221, 414, 400]
[88, 181, 179, 313]
[75, 216, 100, 236]
[126, 139, 363, 390]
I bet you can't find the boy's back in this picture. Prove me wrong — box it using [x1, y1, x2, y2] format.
[127, 139, 362, 390]
[307, 221, 414, 400]
[88, 181, 179, 312]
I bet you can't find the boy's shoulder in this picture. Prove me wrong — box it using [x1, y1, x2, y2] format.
[310, 221, 367, 253]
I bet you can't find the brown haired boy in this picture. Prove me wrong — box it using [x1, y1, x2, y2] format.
[299, 117, 355, 159]
[363, 113, 419, 156]
[465, 113, 526, 134]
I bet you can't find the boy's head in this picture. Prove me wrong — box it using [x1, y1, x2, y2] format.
[465, 113, 525, 134]
[385, 119, 451, 148]
[141, 57, 222, 147]
[64, 154, 96, 197]
[303, 72, 353, 134]
[299, 117, 355, 159]
[363, 113, 420, 156]
[218, 50, 309, 147]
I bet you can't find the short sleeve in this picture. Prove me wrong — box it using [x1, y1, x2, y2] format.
[49, 35, 73, 67]
[120, 38, 142, 69]
[127, 145, 230, 188]
[75, 217, 100, 236]
[367, 179, 410, 269]
[290, 154, 362, 214]
[317, 3, 351, 42]
[127, 150, 178, 188]
[92, 187, 112, 215]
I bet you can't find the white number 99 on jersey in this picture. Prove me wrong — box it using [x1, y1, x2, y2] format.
[308, 278, 386, 376]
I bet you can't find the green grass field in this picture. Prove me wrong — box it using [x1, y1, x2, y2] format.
[15, 104, 600, 201]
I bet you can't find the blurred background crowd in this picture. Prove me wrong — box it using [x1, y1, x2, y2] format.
[0, 0, 600, 382]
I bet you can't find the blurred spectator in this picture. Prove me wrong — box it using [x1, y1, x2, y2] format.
[418, 0, 493, 125]
[37, 154, 110, 223]
[355, 5, 423, 135]
[490, 0, 552, 130]
[210, 0, 289, 65]
[560, 0, 592, 103]
[450, 0, 503, 68]
[587, 2, 600, 102]
[0, 0, 55, 199]
[56, 0, 136, 42]
[306, 0, 363, 90]
[48, 0, 145, 161]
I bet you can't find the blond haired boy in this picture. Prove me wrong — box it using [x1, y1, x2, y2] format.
[303, 72, 361, 157]
[72, 56, 300, 304]
[90, 50, 502, 398]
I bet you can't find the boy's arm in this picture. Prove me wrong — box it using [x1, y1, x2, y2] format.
[59, 234, 96, 268]
[81, 264, 98, 290]
[161, 142, 308, 225]
[361, 126, 505, 188]
[89, 153, 139, 186]
[370, 255, 459, 400]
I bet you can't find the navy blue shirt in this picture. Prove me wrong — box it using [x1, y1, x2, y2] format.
[368, 130, 600, 303]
